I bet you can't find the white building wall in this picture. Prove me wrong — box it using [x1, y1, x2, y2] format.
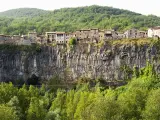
[148, 28, 160, 38]
[56, 34, 66, 43]
[154, 29, 160, 37]
[148, 29, 153, 38]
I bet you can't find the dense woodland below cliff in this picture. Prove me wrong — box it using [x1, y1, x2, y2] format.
[0, 5, 160, 35]
[1, 64, 160, 120]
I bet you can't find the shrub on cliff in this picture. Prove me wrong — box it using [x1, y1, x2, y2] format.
[68, 38, 76, 46]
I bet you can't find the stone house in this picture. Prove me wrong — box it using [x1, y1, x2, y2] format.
[0, 35, 13, 44]
[124, 29, 138, 39]
[20, 35, 31, 45]
[12, 35, 21, 45]
[124, 29, 147, 39]
[98, 30, 119, 40]
[137, 31, 147, 38]
[74, 29, 121, 42]
[99, 30, 105, 41]
[56, 32, 66, 44]
[36, 35, 47, 44]
[45, 32, 71, 44]
[112, 30, 119, 40]
[74, 28, 100, 42]
[148, 26, 160, 38]
[12, 35, 21, 40]
[117, 32, 125, 39]
[74, 29, 90, 40]
[104, 30, 113, 40]
[90, 28, 100, 42]
[28, 32, 37, 40]
[103, 30, 118, 40]
[45, 32, 57, 43]
[65, 33, 73, 42]
[0, 35, 6, 44]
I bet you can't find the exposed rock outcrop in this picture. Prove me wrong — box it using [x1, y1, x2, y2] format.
[0, 42, 159, 83]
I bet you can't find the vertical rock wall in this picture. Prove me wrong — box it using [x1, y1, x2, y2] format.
[0, 43, 159, 83]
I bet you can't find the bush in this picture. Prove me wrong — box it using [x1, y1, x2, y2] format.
[68, 38, 76, 46]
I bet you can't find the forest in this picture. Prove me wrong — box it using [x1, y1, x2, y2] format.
[1, 63, 160, 120]
[0, 5, 160, 35]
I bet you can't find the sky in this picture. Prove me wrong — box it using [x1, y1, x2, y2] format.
[0, 0, 160, 16]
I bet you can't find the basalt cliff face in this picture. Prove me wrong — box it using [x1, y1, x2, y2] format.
[0, 42, 160, 83]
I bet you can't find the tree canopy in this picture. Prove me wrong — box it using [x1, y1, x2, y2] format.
[0, 5, 160, 35]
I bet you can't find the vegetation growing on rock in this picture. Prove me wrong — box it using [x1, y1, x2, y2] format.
[68, 38, 76, 46]
[0, 44, 41, 52]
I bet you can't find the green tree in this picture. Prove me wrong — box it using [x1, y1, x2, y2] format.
[7, 96, 23, 120]
[0, 104, 19, 120]
[74, 91, 90, 119]
[143, 89, 160, 120]
[49, 90, 66, 119]
[17, 84, 30, 118]
[0, 82, 18, 104]
[117, 87, 148, 120]
[27, 97, 47, 120]
[65, 90, 75, 119]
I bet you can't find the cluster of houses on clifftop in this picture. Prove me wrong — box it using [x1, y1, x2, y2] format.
[0, 27, 160, 45]
[45, 28, 148, 44]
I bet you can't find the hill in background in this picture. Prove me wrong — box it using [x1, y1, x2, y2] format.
[0, 8, 48, 18]
[0, 5, 160, 35]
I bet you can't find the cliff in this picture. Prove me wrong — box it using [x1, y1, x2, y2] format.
[0, 39, 159, 84]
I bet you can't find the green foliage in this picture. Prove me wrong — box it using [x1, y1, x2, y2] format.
[27, 97, 47, 120]
[0, 44, 41, 52]
[45, 111, 56, 120]
[47, 75, 64, 92]
[68, 38, 76, 46]
[0, 8, 48, 18]
[17, 84, 30, 117]
[49, 90, 66, 119]
[143, 89, 160, 120]
[111, 38, 152, 46]
[83, 97, 121, 120]
[95, 40, 104, 48]
[120, 64, 133, 80]
[1, 5, 160, 34]
[7, 96, 23, 120]
[0, 82, 18, 104]
[0, 104, 19, 120]
[118, 88, 148, 120]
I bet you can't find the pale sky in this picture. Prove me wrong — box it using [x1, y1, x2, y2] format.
[0, 0, 160, 16]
